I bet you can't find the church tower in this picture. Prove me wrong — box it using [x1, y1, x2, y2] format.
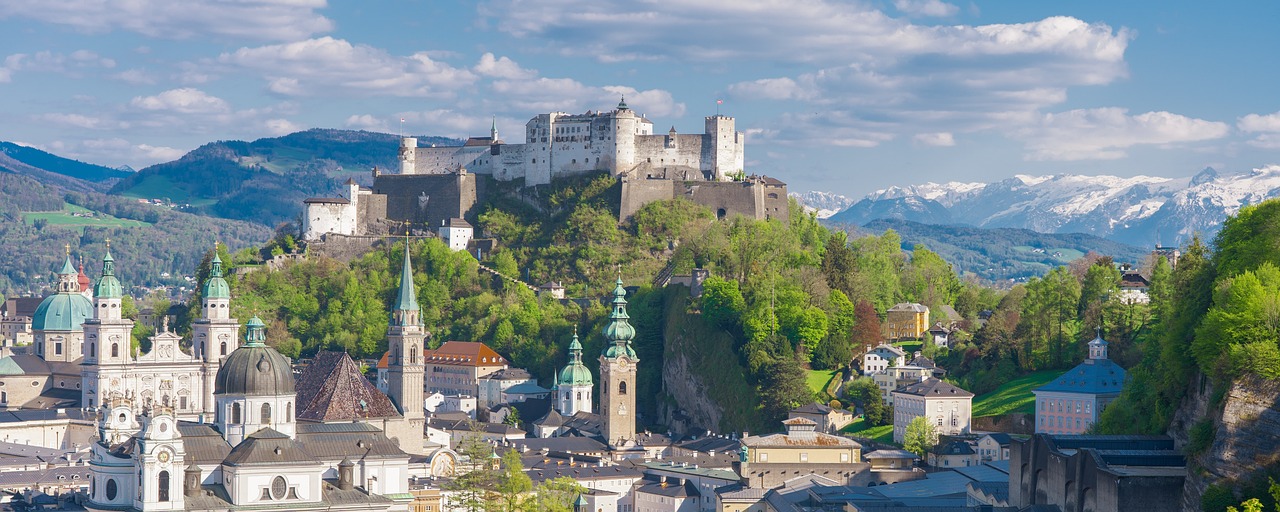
[598, 277, 638, 448]
[134, 407, 186, 511]
[82, 246, 136, 410]
[193, 248, 240, 417]
[386, 243, 426, 424]
[555, 328, 593, 416]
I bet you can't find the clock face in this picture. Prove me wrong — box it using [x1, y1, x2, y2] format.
[618, 359, 628, 369]
[158, 450, 170, 463]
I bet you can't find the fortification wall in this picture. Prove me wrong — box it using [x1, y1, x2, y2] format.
[619, 178, 675, 220]
[634, 134, 706, 171]
[619, 177, 789, 223]
[302, 202, 355, 241]
[372, 173, 480, 230]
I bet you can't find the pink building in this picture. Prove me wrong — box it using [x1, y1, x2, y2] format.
[1032, 333, 1127, 434]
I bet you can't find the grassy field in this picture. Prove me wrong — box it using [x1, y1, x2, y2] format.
[971, 370, 1062, 417]
[842, 417, 895, 445]
[24, 203, 151, 233]
[807, 369, 840, 399]
[894, 340, 923, 354]
[119, 175, 214, 206]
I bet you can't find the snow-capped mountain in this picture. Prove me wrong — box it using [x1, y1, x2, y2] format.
[791, 191, 856, 218]
[826, 166, 1280, 247]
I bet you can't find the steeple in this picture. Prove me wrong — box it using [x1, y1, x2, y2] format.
[490, 115, 499, 142]
[94, 244, 123, 300]
[557, 327, 593, 415]
[392, 242, 420, 326]
[599, 276, 638, 447]
[56, 245, 79, 293]
[1088, 327, 1109, 360]
[203, 249, 230, 300]
[617, 96, 628, 111]
[602, 277, 637, 359]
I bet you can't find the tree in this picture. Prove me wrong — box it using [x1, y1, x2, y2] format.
[903, 415, 937, 458]
[444, 433, 500, 512]
[700, 275, 746, 331]
[494, 449, 532, 512]
[850, 301, 882, 362]
[530, 477, 587, 512]
[846, 377, 891, 426]
[758, 353, 813, 423]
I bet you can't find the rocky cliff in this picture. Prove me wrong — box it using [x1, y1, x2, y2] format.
[1173, 374, 1280, 511]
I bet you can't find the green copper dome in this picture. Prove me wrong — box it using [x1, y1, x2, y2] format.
[602, 277, 638, 359]
[203, 252, 231, 300]
[33, 255, 92, 331]
[558, 330, 593, 387]
[94, 251, 123, 299]
[214, 316, 295, 396]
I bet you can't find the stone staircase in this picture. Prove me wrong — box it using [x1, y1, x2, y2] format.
[476, 263, 538, 292]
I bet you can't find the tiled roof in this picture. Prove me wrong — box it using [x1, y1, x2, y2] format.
[296, 422, 408, 460]
[1035, 358, 1127, 394]
[791, 402, 833, 415]
[636, 476, 700, 498]
[930, 440, 976, 456]
[424, 341, 506, 367]
[222, 428, 318, 466]
[525, 465, 642, 483]
[176, 422, 232, 464]
[888, 302, 929, 313]
[894, 378, 974, 399]
[743, 431, 861, 448]
[864, 449, 918, 460]
[295, 351, 402, 421]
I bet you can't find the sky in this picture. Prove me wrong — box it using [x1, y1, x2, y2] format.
[2, 0, 1279, 198]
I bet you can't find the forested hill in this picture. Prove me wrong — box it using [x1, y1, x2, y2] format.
[0, 141, 131, 184]
[855, 218, 1149, 281]
[110, 129, 460, 227]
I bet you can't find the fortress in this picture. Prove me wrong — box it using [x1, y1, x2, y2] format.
[302, 101, 788, 243]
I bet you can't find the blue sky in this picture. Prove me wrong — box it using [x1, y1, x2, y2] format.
[2, 0, 1278, 198]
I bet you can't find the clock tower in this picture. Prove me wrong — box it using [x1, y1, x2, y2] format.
[135, 407, 185, 511]
[598, 277, 638, 448]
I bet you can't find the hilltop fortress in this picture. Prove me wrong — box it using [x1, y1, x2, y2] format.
[302, 101, 787, 242]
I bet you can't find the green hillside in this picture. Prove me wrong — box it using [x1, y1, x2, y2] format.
[971, 370, 1061, 417]
[111, 129, 460, 226]
[0, 141, 130, 182]
[23, 203, 152, 233]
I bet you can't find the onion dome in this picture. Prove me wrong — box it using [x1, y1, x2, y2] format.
[214, 316, 295, 396]
[77, 263, 91, 291]
[32, 254, 92, 331]
[203, 251, 231, 300]
[602, 277, 638, 359]
[558, 329, 593, 387]
[94, 250, 123, 299]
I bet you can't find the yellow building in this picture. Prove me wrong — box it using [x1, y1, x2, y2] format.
[409, 486, 442, 512]
[884, 303, 929, 340]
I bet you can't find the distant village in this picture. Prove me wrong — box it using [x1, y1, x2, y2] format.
[0, 109, 1189, 512]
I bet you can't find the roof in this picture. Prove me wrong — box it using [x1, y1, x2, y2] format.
[222, 428, 318, 466]
[636, 476, 700, 498]
[424, 341, 507, 367]
[534, 408, 565, 427]
[2, 297, 43, 318]
[214, 317, 296, 396]
[893, 378, 974, 399]
[908, 355, 937, 369]
[504, 382, 550, 395]
[295, 351, 403, 421]
[22, 387, 80, 409]
[675, 435, 739, 455]
[442, 217, 473, 229]
[743, 431, 861, 448]
[483, 368, 532, 381]
[980, 433, 1014, 446]
[639, 460, 739, 481]
[1121, 272, 1151, 288]
[0, 354, 51, 376]
[888, 302, 929, 313]
[870, 344, 907, 357]
[176, 422, 233, 464]
[512, 436, 609, 454]
[782, 417, 818, 426]
[791, 402, 834, 415]
[1034, 358, 1127, 395]
[296, 422, 410, 460]
[525, 465, 642, 483]
[31, 290, 92, 332]
[930, 440, 976, 456]
[303, 197, 350, 204]
[865, 449, 919, 460]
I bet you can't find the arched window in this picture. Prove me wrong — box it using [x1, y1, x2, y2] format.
[158, 471, 170, 502]
[619, 381, 627, 395]
[232, 403, 241, 423]
[220, 342, 227, 356]
[410, 345, 418, 364]
[106, 478, 118, 500]
[261, 403, 272, 423]
[89, 343, 96, 358]
[286, 402, 292, 422]
[111, 343, 119, 358]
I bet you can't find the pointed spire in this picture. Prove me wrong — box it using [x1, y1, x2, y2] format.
[602, 277, 637, 358]
[59, 245, 76, 276]
[392, 238, 420, 326]
[490, 115, 499, 141]
[203, 243, 231, 300]
[95, 243, 123, 299]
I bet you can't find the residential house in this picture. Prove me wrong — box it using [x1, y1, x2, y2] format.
[872, 365, 931, 404]
[734, 418, 866, 489]
[1117, 269, 1152, 304]
[884, 303, 929, 340]
[861, 344, 906, 375]
[891, 378, 974, 443]
[788, 402, 854, 434]
[1032, 333, 1127, 434]
[976, 433, 1013, 462]
[863, 449, 918, 470]
[423, 341, 508, 397]
[927, 439, 979, 468]
[0, 297, 41, 347]
[928, 322, 952, 347]
[477, 367, 537, 408]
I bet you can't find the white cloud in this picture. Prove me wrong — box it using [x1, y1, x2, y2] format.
[1238, 111, 1280, 148]
[131, 88, 231, 114]
[1014, 108, 1229, 161]
[218, 37, 478, 97]
[0, 0, 332, 41]
[894, 0, 958, 17]
[345, 114, 390, 132]
[44, 138, 187, 168]
[914, 132, 956, 146]
[474, 53, 536, 79]
[264, 118, 304, 136]
[400, 110, 495, 139]
[111, 69, 157, 85]
[2, 50, 117, 81]
[37, 113, 126, 130]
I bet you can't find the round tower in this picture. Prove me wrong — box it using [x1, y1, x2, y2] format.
[399, 137, 418, 174]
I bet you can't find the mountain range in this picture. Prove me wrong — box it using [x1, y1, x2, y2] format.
[823, 166, 1280, 247]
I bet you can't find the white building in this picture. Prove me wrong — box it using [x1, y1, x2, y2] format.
[401, 101, 746, 186]
[862, 344, 906, 375]
[891, 378, 974, 444]
[872, 365, 931, 404]
[301, 179, 365, 241]
[1032, 333, 1127, 434]
[437, 218, 473, 252]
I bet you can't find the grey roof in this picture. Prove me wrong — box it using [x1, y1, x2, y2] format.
[483, 368, 532, 381]
[967, 481, 1010, 504]
[894, 378, 974, 399]
[221, 428, 318, 466]
[22, 387, 81, 409]
[638, 460, 738, 481]
[636, 476, 699, 498]
[865, 449, 919, 460]
[296, 422, 409, 460]
[503, 382, 550, 395]
[525, 465, 642, 483]
[443, 217, 473, 229]
[1035, 358, 1127, 395]
[0, 354, 50, 375]
[870, 344, 907, 357]
[888, 303, 929, 313]
[791, 402, 834, 415]
[534, 408, 565, 428]
[0, 408, 90, 424]
[0, 465, 93, 487]
[176, 422, 232, 464]
[931, 440, 976, 456]
[214, 344, 296, 396]
[512, 436, 609, 454]
[980, 433, 1014, 446]
[674, 435, 739, 454]
[303, 197, 350, 204]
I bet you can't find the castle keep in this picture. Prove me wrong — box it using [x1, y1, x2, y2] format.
[302, 103, 787, 242]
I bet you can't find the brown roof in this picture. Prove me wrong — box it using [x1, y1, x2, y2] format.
[377, 351, 389, 369]
[2, 297, 43, 318]
[893, 377, 974, 398]
[424, 341, 506, 367]
[295, 351, 402, 421]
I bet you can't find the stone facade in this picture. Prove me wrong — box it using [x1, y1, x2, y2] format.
[891, 378, 973, 443]
[1010, 434, 1186, 512]
[618, 173, 788, 223]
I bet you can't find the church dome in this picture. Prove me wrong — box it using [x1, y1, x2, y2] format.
[558, 363, 593, 387]
[31, 292, 93, 331]
[214, 316, 295, 396]
[203, 252, 231, 300]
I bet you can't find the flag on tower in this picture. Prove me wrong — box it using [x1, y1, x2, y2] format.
[716, 99, 723, 105]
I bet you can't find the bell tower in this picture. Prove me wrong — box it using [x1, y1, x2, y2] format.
[135, 407, 185, 511]
[598, 277, 639, 448]
[82, 245, 135, 410]
[387, 241, 427, 426]
[193, 246, 240, 418]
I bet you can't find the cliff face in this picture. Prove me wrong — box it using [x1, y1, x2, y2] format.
[1174, 374, 1280, 511]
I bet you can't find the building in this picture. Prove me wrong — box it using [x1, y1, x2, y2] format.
[1009, 434, 1186, 512]
[422, 341, 508, 397]
[477, 367, 536, 409]
[733, 418, 865, 490]
[1117, 269, 1151, 304]
[84, 316, 415, 512]
[976, 433, 1013, 462]
[872, 365, 931, 404]
[884, 303, 929, 340]
[30, 252, 92, 363]
[1153, 245, 1180, 269]
[928, 322, 952, 347]
[1, 296, 41, 347]
[1032, 332, 1127, 434]
[599, 278, 640, 449]
[382, 247, 430, 453]
[553, 330, 593, 416]
[891, 378, 973, 443]
[863, 449, 918, 470]
[927, 439, 979, 468]
[861, 344, 905, 375]
[437, 218, 473, 252]
[787, 403, 853, 434]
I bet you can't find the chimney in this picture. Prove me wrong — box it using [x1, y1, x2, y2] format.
[338, 458, 355, 491]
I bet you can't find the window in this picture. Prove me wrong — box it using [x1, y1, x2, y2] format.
[937, 417, 943, 426]
[262, 403, 272, 423]
[286, 402, 292, 422]
[90, 343, 96, 358]
[800, 453, 808, 462]
[232, 403, 241, 423]
[106, 478, 118, 500]
[758, 452, 768, 462]
[619, 381, 627, 395]
[221, 342, 227, 356]
[271, 476, 287, 500]
[158, 471, 170, 502]
[112, 343, 119, 358]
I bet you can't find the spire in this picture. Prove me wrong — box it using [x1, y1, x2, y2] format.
[392, 240, 420, 326]
[617, 96, 628, 110]
[490, 115, 499, 141]
[244, 316, 267, 347]
[602, 276, 637, 359]
[203, 244, 231, 300]
[558, 326, 593, 388]
[94, 243, 123, 299]
[59, 245, 76, 276]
